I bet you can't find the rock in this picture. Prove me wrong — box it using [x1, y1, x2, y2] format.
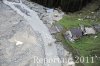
[0, 1, 74, 66]
[94, 36, 98, 38]
[84, 27, 96, 35]
[15, 40, 23, 45]
[56, 42, 75, 66]
[7, 0, 20, 3]
[46, 9, 54, 13]
[0, 5, 45, 66]
[91, 12, 94, 13]
[0, 1, 11, 10]
[78, 18, 83, 21]
[21, 0, 64, 26]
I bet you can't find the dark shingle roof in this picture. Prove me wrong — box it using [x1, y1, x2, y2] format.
[70, 28, 83, 39]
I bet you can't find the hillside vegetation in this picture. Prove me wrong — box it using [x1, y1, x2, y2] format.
[30, 0, 92, 12]
[57, 0, 100, 66]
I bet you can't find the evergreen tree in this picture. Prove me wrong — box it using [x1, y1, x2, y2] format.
[30, 0, 92, 12]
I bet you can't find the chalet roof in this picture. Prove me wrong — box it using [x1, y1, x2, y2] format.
[70, 28, 83, 39]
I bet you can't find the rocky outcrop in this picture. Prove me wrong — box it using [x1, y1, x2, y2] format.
[0, 3, 45, 66]
[0, 0, 75, 66]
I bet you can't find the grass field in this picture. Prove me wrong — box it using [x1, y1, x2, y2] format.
[57, 4, 100, 65]
[58, 15, 100, 66]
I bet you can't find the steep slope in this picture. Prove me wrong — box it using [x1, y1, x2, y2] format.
[0, 1, 45, 66]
